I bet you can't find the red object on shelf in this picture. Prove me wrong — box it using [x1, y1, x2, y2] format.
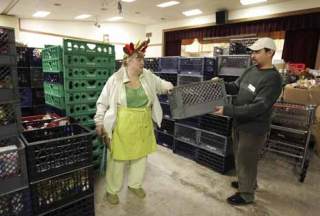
[288, 63, 306, 75]
[21, 113, 70, 131]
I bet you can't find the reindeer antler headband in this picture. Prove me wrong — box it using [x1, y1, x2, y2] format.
[123, 38, 150, 57]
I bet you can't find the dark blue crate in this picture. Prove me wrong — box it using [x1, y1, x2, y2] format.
[159, 57, 180, 73]
[17, 47, 30, 67]
[179, 57, 216, 77]
[144, 58, 159, 72]
[196, 146, 234, 174]
[155, 72, 177, 86]
[19, 87, 32, 108]
[160, 102, 171, 119]
[177, 116, 201, 128]
[0, 65, 18, 101]
[173, 139, 198, 160]
[18, 67, 31, 87]
[200, 114, 232, 136]
[217, 55, 251, 77]
[157, 118, 175, 135]
[32, 88, 45, 106]
[30, 67, 44, 88]
[0, 187, 32, 216]
[177, 74, 202, 86]
[158, 94, 168, 103]
[199, 129, 233, 156]
[155, 130, 173, 149]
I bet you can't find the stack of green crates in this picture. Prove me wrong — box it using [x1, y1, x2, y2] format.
[42, 38, 116, 173]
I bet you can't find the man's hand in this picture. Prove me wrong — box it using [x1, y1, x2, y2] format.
[214, 106, 224, 115]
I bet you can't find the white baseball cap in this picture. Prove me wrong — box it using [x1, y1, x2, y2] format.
[249, 37, 276, 51]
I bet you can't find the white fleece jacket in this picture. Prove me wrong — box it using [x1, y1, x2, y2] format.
[94, 66, 173, 139]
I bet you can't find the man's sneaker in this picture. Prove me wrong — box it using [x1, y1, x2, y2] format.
[105, 192, 119, 205]
[128, 187, 146, 198]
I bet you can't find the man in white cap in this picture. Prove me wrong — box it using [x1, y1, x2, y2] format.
[214, 37, 282, 205]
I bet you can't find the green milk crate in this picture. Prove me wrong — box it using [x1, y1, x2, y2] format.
[42, 46, 63, 60]
[64, 91, 101, 104]
[64, 67, 112, 80]
[44, 93, 65, 109]
[63, 39, 115, 57]
[65, 103, 96, 116]
[64, 79, 105, 92]
[43, 82, 64, 97]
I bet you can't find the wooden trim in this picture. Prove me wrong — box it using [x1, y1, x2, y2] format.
[163, 7, 320, 33]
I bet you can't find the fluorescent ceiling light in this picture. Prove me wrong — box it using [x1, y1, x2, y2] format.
[182, 9, 202, 17]
[32, 11, 50, 17]
[121, 0, 136, 2]
[157, 1, 180, 8]
[108, 16, 123, 21]
[74, 14, 92, 19]
[240, 0, 267, 5]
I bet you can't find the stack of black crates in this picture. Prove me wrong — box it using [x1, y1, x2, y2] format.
[16, 46, 45, 116]
[21, 123, 94, 215]
[153, 56, 234, 174]
[0, 26, 31, 215]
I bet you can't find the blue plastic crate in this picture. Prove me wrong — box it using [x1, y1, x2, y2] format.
[158, 57, 180, 73]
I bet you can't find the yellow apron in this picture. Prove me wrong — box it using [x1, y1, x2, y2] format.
[111, 106, 157, 160]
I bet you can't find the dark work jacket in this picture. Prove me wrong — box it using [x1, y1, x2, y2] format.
[223, 65, 283, 135]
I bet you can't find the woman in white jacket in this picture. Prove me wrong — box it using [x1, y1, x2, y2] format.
[94, 39, 173, 205]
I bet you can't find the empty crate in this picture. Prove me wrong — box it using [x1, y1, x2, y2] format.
[0, 187, 32, 216]
[158, 57, 180, 73]
[168, 80, 227, 119]
[173, 139, 198, 160]
[200, 114, 232, 136]
[198, 130, 232, 156]
[177, 74, 203, 86]
[0, 100, 21, 137]
[174, 123, 199, 145]
[0, 65, 18, 101]
[179, 57, 216, 79]
[217, 55, 251, 77]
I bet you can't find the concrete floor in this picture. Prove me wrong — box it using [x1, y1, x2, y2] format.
[94, 146, 320, 216]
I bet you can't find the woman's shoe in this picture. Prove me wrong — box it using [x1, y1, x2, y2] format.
[105, 192, 119, 205]
[128, 187, 146, 198]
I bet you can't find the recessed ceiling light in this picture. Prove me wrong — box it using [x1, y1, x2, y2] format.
[240, 0, 267, 5]
[32, 11, 50, 17]
[108, 16, 123, 21]
[157, 1, 180, 8]
[74, 14, 92, 19]
[182, 9, 202, 17]
[121, 0, 136, 2]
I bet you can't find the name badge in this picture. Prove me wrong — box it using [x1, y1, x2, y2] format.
[248, 84, 256, 93]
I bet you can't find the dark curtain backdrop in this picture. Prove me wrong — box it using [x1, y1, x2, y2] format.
[282, 29, 320, 68]
[164, 12, 320, 64]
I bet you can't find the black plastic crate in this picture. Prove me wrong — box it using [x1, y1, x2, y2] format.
[0, 136, 28, 195]
[0, 54, 16, 65]
[155, 72, 177, 86]
[159, 57, 180, 73]
[199, 130, 232, 156]
[30, 166, 94, 215]
[0, 187, 32, 216]
[174, 123, 199, 145]
[19, 87, 32, 108]
[32, 88, 45, 106]
[158, 94, 169, 103]
[179, 57, 216, 77]
[39, 194, 94, 216]
[177, 74, 202, 86]
[115, 60, 122, 71]
[0, 42, 16, 56]
[30, 67, 44, 88]
[0, 27, 15, 44]
[200, 114, 232, 136]
[18, 67, 31, 87]
[196, 147, 234, 174]
[17, 47, 30, 67]
[155, 130, 174, 149]
[29, 48, 42, 67]
[21, 124, 93, 181]
[0, 100, 21, 137]
[217, 55, 251, 77]
[144, 58, 159, 72]
[173, 139, 198, 160]
[160, 102, 172, 119]
[158, 118, 175, 135]
[0, 64, 18, 101]
[177, 116, 201, 128]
